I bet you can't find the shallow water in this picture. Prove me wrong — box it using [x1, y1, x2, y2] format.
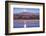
[13, 20, 39, 28]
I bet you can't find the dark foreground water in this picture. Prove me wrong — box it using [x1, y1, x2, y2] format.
[13, 20, 39, 28]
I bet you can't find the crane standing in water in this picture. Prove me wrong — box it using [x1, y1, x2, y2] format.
[24, 20, 27, 28]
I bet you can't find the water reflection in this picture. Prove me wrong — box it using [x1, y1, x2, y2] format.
[13, 20, 39, 28]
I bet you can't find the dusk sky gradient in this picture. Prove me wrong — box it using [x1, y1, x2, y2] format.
[13, 8, 40, 14]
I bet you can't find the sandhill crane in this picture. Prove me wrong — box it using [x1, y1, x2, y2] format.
[24, 20, 26, 28]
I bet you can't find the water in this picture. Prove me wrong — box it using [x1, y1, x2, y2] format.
[13, 20, 39, 28]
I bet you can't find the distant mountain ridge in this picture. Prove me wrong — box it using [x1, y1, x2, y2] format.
[14, 12, 39, 20]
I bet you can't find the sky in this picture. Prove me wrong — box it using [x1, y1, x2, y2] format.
[13, 8, 40, 14]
